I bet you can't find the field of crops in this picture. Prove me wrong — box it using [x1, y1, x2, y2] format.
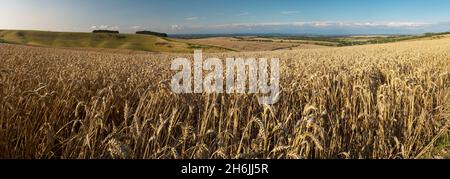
[0, 30, 229, 53]
[0, 37, 449, 159]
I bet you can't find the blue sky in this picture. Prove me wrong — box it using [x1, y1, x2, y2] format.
[1, 0, 450, 34]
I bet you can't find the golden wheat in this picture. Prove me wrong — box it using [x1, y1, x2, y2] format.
[0, 37, 449, 159]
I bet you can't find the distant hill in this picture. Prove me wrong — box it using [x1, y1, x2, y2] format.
[136, 31, 168, 37]
[0, 30, 229, 53]
[93, 30, 119, 34]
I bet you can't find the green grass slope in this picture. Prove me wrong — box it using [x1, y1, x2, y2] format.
[0, 30, 229, 53]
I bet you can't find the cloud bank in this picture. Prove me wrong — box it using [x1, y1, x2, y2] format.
[91, 25, 119, 31]
[167, 20, 450, 34]
[281, 11, 300, 14]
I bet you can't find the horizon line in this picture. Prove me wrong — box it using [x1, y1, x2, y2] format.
[2, 28, 448, 37]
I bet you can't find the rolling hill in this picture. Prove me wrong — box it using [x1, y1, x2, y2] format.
[0, 30, 229, 53]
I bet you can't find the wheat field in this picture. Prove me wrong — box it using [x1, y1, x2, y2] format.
[0, 37, 449, 159]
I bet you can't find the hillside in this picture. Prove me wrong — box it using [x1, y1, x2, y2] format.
[0, 30, 229, 53]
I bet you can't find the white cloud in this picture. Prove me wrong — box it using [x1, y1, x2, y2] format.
[311, 22, 333, 27]
[205, 21, 431, 29]
[91, 25, 119, 30]
[131, 26, 142, 30]
[171, 24, 182, 31]
[281, 11, 300, 14]
[237, 12, 250, 16]
[384, 22, 431, 27]
[185, 17, 199, 21]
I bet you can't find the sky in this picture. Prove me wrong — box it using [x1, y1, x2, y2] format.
[1, 0, 450, 34]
